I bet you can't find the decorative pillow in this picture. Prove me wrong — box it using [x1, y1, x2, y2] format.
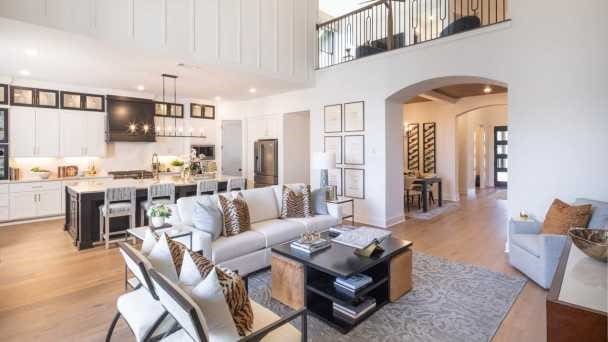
[147, 234, 179, 282]
[192, 200, 223, 240]
[189, 267, 240, 340]
[188, 251, 254, 336]
[541, 199, 592, 235]
[218, 193, 251, 237]
[280, 185, 313, 218]
[141, 228, 158, 256]
[140, 230, 187, 275]
[311, 188, 329, 215]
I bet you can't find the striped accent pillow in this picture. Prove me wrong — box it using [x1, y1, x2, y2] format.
[218, 193, 251, 237]
[280, 185, 314, 218]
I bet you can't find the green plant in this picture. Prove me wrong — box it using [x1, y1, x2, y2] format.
[30, 166, 50, 172]
[170, 159, 184, 167]
[148, 204, 172, 218]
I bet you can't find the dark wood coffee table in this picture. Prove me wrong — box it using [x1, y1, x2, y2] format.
[271, 231, 413, 334]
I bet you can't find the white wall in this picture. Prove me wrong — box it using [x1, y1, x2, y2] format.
[283, 111, 310, 184]
[403, 94, 507, 200]
[222, 0, 608, 228]
[0, 0, 318, 85]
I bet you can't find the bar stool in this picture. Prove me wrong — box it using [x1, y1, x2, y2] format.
[226, 177, 246, 191]
[99, 187, 136, 249]
[140, 183, 176, 226]
[196, 179, 218, 196]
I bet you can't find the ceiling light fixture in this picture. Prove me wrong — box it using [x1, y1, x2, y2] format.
[137, 85, 145, 91]
[24, 48, 38, 57]
[19, 69, 30, 76]
[249, 88, 257, 93]
[214, 96, 222, 101]
[483, 85, 493, 94]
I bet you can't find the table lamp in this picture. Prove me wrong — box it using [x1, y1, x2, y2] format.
[313, 152, 336, 188]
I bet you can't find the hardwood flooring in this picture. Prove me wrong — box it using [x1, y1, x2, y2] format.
[0, 188, 546, 341]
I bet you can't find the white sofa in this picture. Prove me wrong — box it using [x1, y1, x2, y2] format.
[168, 185, 342, 276]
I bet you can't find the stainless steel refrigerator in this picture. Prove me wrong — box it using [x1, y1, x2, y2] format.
[254, 139, 278, 188]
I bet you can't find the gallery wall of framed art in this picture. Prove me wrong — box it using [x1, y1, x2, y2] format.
[322, 100, 366, 199]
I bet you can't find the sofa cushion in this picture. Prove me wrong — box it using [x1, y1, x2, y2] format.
[212, 231, 266, 264]
[575, 198, 608, 229]
[271, 184, 306, 213]
[192, 200, 223, 240]
[285, 214, 338, 232]
[250, 219, 307, 247]
[177, 195, 218, 226]
[280, 185, 313, 218]
[218, 194, 251, 237]
[541, 199, 592, 235]
[239, 187, 280, 223]
[511, 234, 541, 258]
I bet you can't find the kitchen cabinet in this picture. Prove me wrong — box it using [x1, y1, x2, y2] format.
[9, 107, 60, 157]
[9, 181, 62, 220]
[60, 110, 106, 157]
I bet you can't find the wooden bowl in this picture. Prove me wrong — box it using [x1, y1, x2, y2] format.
[568, 228, 608, 262]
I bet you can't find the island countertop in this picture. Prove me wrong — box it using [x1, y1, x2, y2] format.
[65, 175, 235, 194]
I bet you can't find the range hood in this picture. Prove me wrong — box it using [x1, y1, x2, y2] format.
[106, 95, 156, 142]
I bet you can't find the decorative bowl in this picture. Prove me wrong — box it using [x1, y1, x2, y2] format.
[31, 171, 51, 179]
[568, 228, 608, 263]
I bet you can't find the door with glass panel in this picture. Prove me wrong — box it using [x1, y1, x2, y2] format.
[494, 126, 508, 187]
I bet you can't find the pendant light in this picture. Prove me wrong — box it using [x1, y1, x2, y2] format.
[160, 73, 178, 137]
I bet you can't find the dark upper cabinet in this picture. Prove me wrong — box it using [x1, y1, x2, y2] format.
[0, 84, 7, 105]
[155, 102, 183, 118]
[60, 91, 105, 112]
[106, 95, 156, 142]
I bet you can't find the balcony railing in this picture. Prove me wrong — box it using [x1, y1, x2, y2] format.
[316, 0, 509, 68]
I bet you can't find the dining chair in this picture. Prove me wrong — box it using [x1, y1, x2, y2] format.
[404, 176, 422, 211]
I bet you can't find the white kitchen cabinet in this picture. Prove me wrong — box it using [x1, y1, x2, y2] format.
[9, 181, 62, 220]
[37, 189, 62, 217]
[9, 107, 60, 157]
[60, 111, 106, 157]
[9, 192, 36, 220]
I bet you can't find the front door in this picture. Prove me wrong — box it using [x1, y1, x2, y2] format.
[221, 120, 243, 176]
[494, 126, 508, 187]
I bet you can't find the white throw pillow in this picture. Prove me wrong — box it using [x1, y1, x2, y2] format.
[147, 234, 179, 282]
[179, 252, 204, 287]
[141, 228, 158, 256]
[189, 268, 240, 341]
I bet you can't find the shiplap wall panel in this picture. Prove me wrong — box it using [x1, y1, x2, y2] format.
[259, 0, 277, 72]
[240, 0, 260, 68]
[133, 0, 163, 50]
[46, 0, 91, 33]
[0, 0, 44, 24]
[166, 0, 192, 53]
[293, 0, 307, 79]
[195, 0, 219, 61]
[218, 0, 240, 63]
[277, 0, 294, 76]
[94, 0, 131, 41]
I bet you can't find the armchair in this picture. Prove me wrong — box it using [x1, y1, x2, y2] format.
[508, 218, 566, 289]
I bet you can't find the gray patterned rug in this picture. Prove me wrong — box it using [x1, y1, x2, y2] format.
[248, 252, 526, 342]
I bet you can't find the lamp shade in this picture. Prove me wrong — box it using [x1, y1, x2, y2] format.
[312, 152, 336, 170]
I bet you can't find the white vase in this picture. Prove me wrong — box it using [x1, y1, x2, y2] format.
[151, 216, 165, 228]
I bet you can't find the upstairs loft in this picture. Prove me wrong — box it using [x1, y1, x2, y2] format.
[317, 0, 509, 68]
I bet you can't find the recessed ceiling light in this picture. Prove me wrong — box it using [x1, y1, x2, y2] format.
[483, 85, 492, 94]
[136, 85, 145, 91]
[24, 48, 38, 57]
[19, 69, 30, 76]
[249, 88, 257, 93]
[214, 96, 222, 101]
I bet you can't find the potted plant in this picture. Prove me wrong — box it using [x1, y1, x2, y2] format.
[170, 159, 184, 172]
[30, 166, 51, 179]
[148, 204, 172, 228]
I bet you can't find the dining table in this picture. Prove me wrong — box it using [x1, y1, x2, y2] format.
[412, 177, 443, 212]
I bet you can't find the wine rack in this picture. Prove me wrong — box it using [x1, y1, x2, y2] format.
[422, 122, 436, 173]
[407, 123, 420, 171]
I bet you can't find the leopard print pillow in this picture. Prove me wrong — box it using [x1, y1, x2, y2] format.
[188, 251, 253, 336]
[218, 193, 251, 236]
[280, 185, 313, 218]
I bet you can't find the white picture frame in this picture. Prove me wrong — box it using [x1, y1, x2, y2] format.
[324, 104, 342, 133]
[344, 168, 365, 199]
[344, 101, 365, 132]
[324, 136, 343, 164]
[344, 135, 365, 165]
[328, 168, 343, 196]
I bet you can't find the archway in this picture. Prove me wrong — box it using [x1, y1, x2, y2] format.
[384, 76, 508, 223]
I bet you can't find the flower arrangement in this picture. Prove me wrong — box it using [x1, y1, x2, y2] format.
[148, 204, 172, 228]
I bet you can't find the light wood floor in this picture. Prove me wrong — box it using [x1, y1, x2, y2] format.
[0, 189, 546, 341]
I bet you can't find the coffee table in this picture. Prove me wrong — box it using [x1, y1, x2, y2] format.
[271, 231, 413, 334]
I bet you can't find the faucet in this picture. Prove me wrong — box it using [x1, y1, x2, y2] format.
[152, 153, 160, 181]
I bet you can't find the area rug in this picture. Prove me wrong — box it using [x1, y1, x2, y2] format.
[247, 252, 526, 342]
[405, 201, 460, 220]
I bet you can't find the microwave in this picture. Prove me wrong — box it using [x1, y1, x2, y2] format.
[191, 145, 215, 160]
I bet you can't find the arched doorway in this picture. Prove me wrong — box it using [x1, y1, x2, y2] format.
[384, 76, 508, 222]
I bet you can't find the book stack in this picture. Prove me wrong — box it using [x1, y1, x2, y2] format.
[333, 274, 373, 296]
[333, 297, 376, 323]
[290, 238, 330, 254]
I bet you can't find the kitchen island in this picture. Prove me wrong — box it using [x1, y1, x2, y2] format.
[64, 176, 236, 250]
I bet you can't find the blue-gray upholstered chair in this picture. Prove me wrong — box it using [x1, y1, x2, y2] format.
[508, 198, 608, 288]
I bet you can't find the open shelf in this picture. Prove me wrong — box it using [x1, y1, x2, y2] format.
[306, 276, 388, 307]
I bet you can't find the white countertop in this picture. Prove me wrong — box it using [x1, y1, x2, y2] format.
[66, 175, 235, 194]
[1, 174, 113, 184]
[558, 244, 607, 313]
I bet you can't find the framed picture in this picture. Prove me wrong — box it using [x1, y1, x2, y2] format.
[0, 84, 7, 105]
[10, 86, 35, 106]
[190, 103, 203, 118]
[344, 135, 365, 165]
[343, 101, 364, 132]
[36, 89, 59, 108]
[84, 94, 105, 111]
[203, 105, 215, 120]
[324, 136, 343, 164]
[61, 92, 83, 109]
[328, 167, 343, 196]
[324, 104, 342, 133]
[344, 168, 365, 199]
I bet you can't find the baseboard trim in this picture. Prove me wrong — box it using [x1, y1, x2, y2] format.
[0, 215, 64, 227]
